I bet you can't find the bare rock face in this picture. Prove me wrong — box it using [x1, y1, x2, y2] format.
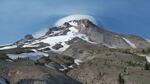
[45, 27, 55, 35]
[73, 19, 131, 48]
[15, 34, 35, 47]
[52, 44, 64, 50]
[63, 22, 72, 28]
[24, 34, 34, 40]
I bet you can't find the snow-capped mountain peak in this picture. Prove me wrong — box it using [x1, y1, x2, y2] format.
[0, 15, 150, 52]
[15, 21, 96, 53]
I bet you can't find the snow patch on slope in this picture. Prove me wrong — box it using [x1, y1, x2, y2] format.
[0, 45, 17, 50]
[145, 38, 150, 43]
[74, 59, 83, 66]
[136, 54, 150, 63]
[7, 52, 48, 61]
[122, 37, 136, 48]
[40, 27, 77, 52]
[55, 14, 97, 27]
[146, 56, 150, 63]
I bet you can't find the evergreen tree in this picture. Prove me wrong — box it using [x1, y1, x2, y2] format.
[118, 73, 124, 84]
[144, 62, 149, 70]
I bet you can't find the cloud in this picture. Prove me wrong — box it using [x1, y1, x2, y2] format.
[55, 14, 97, 27]
[33, 28, 49, 38]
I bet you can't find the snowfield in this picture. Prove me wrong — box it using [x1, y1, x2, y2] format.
[7, 52, 48, 61]
[14, 15, 98, 53]
[39, 27, 95, 53]
[21, 25, 95, 53]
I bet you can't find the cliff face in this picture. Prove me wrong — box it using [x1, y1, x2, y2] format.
[74, 19, 130, 48]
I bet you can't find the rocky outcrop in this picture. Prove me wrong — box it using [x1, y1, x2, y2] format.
[15, 34, 35, 47]
[0, 60, 81, 84]
[52, 44, 64, 50]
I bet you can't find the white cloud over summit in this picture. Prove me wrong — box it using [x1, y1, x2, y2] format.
[55, 14, 97, 27]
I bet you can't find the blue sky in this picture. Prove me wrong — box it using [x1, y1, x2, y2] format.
[0, 0, 150, 44]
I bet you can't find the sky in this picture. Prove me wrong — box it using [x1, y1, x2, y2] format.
[0, 0, 150, 44]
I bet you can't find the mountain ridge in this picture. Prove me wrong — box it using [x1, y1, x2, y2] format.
[0, 15, 150, 51]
